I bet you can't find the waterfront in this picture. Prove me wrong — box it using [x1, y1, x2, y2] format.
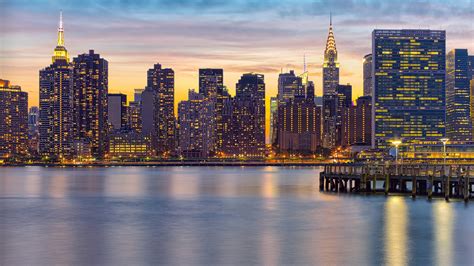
[1, 166, 473, 265]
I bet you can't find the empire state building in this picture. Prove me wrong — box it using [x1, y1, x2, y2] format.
[39, 11, 74, 159]
[322, 15, 339, 95]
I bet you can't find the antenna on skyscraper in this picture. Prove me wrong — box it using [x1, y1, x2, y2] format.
[303, 54, 307, 73]
[330, 11, 332, 26]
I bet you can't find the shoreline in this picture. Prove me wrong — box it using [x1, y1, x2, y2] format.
[0, 161, 338, 167]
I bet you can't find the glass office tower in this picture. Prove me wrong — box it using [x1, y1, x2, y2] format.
[446, 49, 471, 141]
[372, 29, 446, 149]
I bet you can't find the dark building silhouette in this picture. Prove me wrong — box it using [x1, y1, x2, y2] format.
[72, 50, 108, 158]
[107, 93, 127, 130]
[0, 79, 28, 158]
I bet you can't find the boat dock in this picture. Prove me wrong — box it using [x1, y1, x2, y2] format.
[320, 164, 474, 201]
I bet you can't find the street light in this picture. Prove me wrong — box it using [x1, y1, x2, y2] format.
[440, 138, 449, 175]
[391, 140, 402, 175]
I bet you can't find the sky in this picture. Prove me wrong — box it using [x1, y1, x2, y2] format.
[1, 0, 473, 116]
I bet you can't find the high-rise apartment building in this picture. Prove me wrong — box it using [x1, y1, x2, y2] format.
[72, 50, 109, 157]
[178, 90, 215, 158]
[147, 63, 176, 155]
[198, 68, 224, 152]
[224, 73, 265, 157]
[0, 80, 28, 158]
[372, 29, 446, 148]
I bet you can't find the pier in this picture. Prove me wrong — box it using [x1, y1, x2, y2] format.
[320, 164, 474, 201]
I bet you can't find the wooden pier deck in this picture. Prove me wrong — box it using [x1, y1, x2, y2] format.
[320, 164, 474, 201]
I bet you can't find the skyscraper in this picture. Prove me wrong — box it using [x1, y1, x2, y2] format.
[178, 90, 215, 158]
[322, 95, 337, 148]
[278, 96, 322, 153]
[39, 12, 74, 159]
[147, 63, 176, 156]
[341, 96, 372, 146]
[278, 70, 304, 101]
[199, 69, 223, 98]
[27, 107, 39, 155]
[141, 87, 155, 139]
[446, 49, 471, 141]
[468, 55, 474, 81]
[270, 96, 278, 146]
[355, 96, 372, 145]
[128, 101, 142, 134]
[28, 107, 39, 138]
[225, 73, 265, 157]
[0, 79, 28, 158]
[372, 29, 446, 148]
[322, 15, 339, 95]
[198, 68, 224, 152]
[335, 84, 352, 146]
[72, 50, 108, 158]
[363, 54, 373, 96]
[134, 88, 144, 103]
[107, 93, 127, 130]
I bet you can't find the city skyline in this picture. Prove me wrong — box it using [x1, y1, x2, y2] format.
[1, 0, 473, 113]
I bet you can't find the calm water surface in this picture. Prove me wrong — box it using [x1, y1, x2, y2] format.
[0, 166, 473, 265]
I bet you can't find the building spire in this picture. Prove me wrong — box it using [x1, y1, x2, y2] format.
[324, 12, 337, 63]
[52, 10, 69, 63]
[57, 10, 64, 46]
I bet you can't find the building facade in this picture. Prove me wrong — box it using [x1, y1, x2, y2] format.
[107, 93, 127, 130]
[107, 129, 152, 159]
[278, 97, 322, 153]
[278, 70, 304, 102]
[178, 90, 215, 158]
[72, 50, 109, 158]
[342, 96, 372, 146]
[372, 29, 446, 149]
[223, 73, 266, 157]
[147, 63, 176, 156]
[39, 12, 74, 159]
[0, 80, 28, 158]
[363, 54, 373, 96]
[198, 68, 224, 152]
[446, 49, 471, 141]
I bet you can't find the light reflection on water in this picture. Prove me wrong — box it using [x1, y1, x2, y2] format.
[385, 197, 408, 266]
[0, 166, 473, 265]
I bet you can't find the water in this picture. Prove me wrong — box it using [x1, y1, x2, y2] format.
[0, 166, 473, 265]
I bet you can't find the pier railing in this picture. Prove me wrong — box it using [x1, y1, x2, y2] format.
[320, 164, 473, 201]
